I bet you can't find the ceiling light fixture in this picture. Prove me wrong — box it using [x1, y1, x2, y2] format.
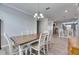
[75, 3, 79, 6]
[46, 7, 50, 10]
[65, 10, 68, 13]
[34, 12, 44, 19]
[34, 3, 44, 20]
[74, 17, 78, 20]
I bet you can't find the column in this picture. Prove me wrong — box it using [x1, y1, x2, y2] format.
[37, 18, 48, 34]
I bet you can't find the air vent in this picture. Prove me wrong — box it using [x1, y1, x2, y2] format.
[46, 7, 50, 10]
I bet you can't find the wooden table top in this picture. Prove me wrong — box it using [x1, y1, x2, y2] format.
[11, 34, 39, 45]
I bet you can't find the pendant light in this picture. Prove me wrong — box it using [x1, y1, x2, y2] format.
[34, 3, 44, 19]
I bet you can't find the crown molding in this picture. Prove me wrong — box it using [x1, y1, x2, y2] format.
[1, 4, 33, 17]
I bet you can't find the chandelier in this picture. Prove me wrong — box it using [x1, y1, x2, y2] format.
[34, 3, 44, 19]
[34, 12, 44, 19]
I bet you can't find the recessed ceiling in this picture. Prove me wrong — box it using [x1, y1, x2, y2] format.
[2, 3, 78, 22]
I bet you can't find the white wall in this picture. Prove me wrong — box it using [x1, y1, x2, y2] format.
[38, 18, 48, 33]
[0, 5, 37, 46]
[48, 20, 53, 31]
[76, 19, 79, 38]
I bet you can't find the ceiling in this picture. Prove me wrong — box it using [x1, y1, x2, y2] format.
[2, 3, 79, 22]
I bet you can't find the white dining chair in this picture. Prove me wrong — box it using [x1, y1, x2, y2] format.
[44, 33, 50, 54]
[4, 33, 19, 55]
[41, 32, 51, 54]
[30, 33, 47, 55]
[4, 33, 29, 55]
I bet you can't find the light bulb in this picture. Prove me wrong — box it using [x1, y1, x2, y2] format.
[65, 10, 68, 13]
[34, 13, 38, 18]
[34, 13, 44, 19]
[40, 13, 44, 18]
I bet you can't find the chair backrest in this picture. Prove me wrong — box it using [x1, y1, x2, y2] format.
[4, 33, 14, 54]
[47, 30, 53, 42]
[38, 33, 46, 50]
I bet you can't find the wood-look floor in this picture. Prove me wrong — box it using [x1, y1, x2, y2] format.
[48, 35, 68, 55]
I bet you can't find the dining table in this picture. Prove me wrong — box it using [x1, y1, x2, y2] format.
[10, 34, 40, 55]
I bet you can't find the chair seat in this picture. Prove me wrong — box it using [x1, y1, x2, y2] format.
[31, 42, 39, 50]
[12, 48, 19, 52]
[11, 46, 19, 55]
[12, 44, 28, 55]
[31, 42, 45, 51]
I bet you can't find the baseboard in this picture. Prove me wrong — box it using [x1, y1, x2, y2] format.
[1, 45, 8, 48]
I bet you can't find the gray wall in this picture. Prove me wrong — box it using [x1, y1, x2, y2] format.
[0, 5, 37, 46]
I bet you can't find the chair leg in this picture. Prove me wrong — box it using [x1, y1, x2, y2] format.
[43, 46, 46, 54]
[25, 48, 27, 55]
[18, 45, 23, 55]
[46, 44, 48, 54]
[30, 47, 32, 55]
[38, 50, 40, 55]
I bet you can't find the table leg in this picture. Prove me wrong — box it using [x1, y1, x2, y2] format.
[18, 45, 23, 55]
